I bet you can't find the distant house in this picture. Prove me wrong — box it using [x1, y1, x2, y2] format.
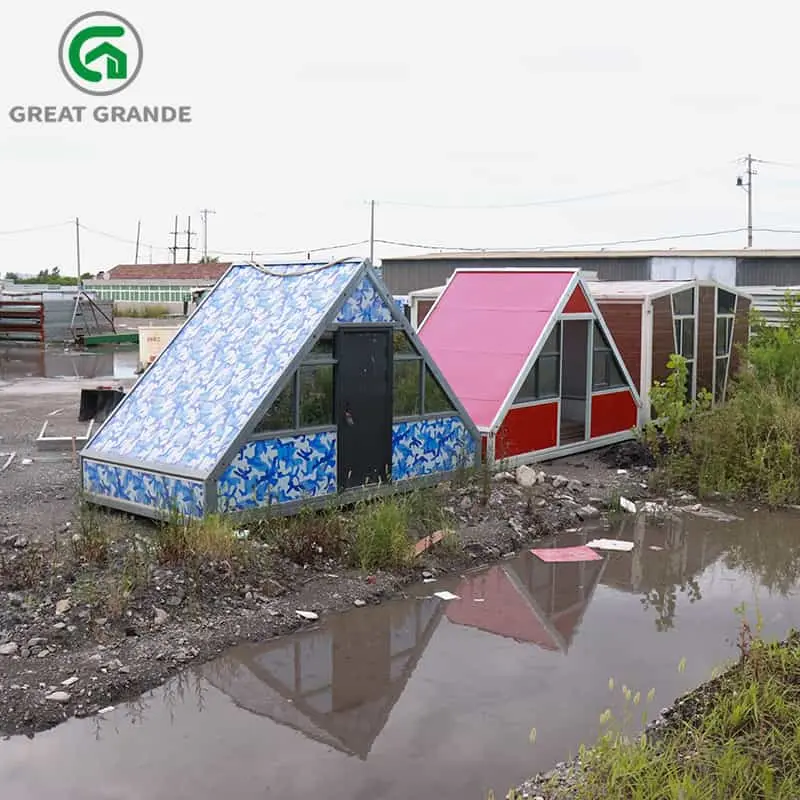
[83, 262, 231, 313]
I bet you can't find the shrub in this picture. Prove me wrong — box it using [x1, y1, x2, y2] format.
[350, 496, 414, 571]
[156, 512, 238, 564]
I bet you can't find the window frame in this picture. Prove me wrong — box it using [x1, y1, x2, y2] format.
[713, 287, 737, 404]
[591, 321, 626, 392]
[513, 322, 562, 405]
[671, 287, 697, 401]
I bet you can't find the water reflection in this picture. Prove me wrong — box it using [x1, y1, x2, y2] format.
[446, 554, 606, 653]
[0, 345, 138, 380]
[199, 596, 444, 759]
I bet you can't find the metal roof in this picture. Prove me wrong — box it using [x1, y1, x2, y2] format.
[418, 270, 575, 428]
[382, 249, 800, 262]
[587, 279, 751, 302]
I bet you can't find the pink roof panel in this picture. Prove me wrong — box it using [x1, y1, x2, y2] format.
[419, 270, 575, 428]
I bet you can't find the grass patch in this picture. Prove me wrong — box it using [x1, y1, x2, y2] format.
[350, 495, 415, 572]
[115, 303, 171, 318]
[155, 512, 239, 564]
[261, 505, 346, 566]
[510, 620, 800, 799]
[71, 499, 111, 565]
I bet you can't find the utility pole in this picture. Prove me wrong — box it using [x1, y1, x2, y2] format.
[199, 208, 216, 261]
[75, 217, 82, 284]
[134, 220, 141, 264]
[736, 154, 757, 248]
[369, 200, 375, 264]
[184, 216, 194, 262]
[169, 215, 180, 263]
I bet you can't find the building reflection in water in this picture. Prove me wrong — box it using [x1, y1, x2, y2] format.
[200, 596, 443, 759]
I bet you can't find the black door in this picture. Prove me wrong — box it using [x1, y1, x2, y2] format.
[336, 327, 393, 491]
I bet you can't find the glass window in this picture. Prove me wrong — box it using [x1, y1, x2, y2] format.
[393, 330, 416, 355]
[256, 379, 295, 432]
[308, 334, 334, 358]
[716, 317, 733, 356]
[717, 289, 736, 315]
[674, 319, 694, 358]
[299, 364, 334, 427]
[424, 366, 454, 414]
[537, 354, 560, 397]
[685, 361, 695, 402]
[672, 288, 695, 316]
[541, 323, 560, 355]
[515, 364, 538, 403]
[394, 359, 421, 416]
[592, 322, 626, 391]
[714, 357, 728, 403]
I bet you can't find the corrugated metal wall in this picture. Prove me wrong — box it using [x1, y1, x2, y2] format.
[380, 257, 645, 294]
[42, 297, 115, 341]
[744, 287, 800, 326]
[736, 258, 800, 286]
[593, 259, 650, 281]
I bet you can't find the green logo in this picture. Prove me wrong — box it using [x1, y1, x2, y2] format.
[59, 12, 143, 96]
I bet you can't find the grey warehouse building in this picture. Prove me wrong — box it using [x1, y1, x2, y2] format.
[379, 250, 800, 295]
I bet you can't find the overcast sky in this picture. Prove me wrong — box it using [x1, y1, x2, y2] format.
[2, 0, 799, 276]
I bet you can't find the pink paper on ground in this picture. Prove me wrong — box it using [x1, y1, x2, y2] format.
[531, 545, 603, 563]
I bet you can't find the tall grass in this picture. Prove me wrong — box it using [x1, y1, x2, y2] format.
[518, 624, 800, 799]
[115, 303, 171, 318]
[643, 293, 800, 504]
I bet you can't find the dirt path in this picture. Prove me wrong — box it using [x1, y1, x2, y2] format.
[0, 380, 653, 737]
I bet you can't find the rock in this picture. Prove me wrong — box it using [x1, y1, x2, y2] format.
[353, 600, 367, 608]
[61, 676, 79, 687]
[535, 498, 547, 508]
[493, 471, 515, 482]
[552, 476, 569, 489]
[27, 637, 47, 648]
[245, 591, 253, 601]
[576, 505, 601, 521]
[45, 691, 71, 704]
[118, 666, 131, 674]
[566, 480, 583, 493]
[153, 607, 169, 627]
[12, 536, 29, 549]
[166, 595, 183, 607]
[421, 570, 434, 579]
[52, 622, 67, 631]
[515, 465, 539, 488]
[0, 642, 19, 656]
[7, 592, 23, 607]
[296, 610, 319, 621]
[55, 599, 71, 616]
[459, 496, 472, 510]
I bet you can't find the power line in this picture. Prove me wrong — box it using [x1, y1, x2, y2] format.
[0, 220, 73, 236]
[375, 164, 733, 210]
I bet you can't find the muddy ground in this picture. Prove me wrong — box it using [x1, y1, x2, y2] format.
[0, 378, 655, 738]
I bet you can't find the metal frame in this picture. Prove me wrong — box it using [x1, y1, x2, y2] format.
[37, 420, 95, 452]
[712, 286, 738, 404]
[670, 282, 699, 402]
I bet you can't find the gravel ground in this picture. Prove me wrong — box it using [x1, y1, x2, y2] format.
[0, 377, 654, 738]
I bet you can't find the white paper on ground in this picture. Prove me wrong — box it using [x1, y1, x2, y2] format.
[619, 497, 637, 513]
[434, 591, 460, 601]
[586, 538, 635, 552]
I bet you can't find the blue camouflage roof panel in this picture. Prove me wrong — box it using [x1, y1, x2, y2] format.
[86, 259, 364, 475]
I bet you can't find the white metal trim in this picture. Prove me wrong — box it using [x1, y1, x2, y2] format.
[488, 429, 635, 468]
[640, 298, 653, 424]
[415, 274, 454, 335]
[559, 312, 594, 320]
[591, 386, 635, 397]
[583, 319, 593, 440]
[510, 397, 560, 410]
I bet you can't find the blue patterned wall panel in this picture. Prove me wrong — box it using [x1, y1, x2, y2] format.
[218, 432, 337, 511]
[87, 261, 363, 475]
[82, 460, 205, 518]
[392, 417, 477, 481]
[335, 275, 394, 323]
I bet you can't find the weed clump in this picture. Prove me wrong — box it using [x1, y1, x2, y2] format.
[351, 496, 414, 572]
[155, 511, 238, 564]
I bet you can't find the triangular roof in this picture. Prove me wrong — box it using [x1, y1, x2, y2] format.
[587, 278, 752, 303]
[82, 258, 478, 481]
[418, 268, 640, 432]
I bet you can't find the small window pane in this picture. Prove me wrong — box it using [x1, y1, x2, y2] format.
[299, 364, 334, 427]
[514, 364, 538, 403]
[716, 317, 732, 356]
[538, 355, 559, 397]
[672, 289, 695, 316]
[681, 320, 694, 357]
[541, 323, 560, 355]
[592, 351, 609, 389]
[424, 366, 454, 414]
[393, 330, 416, 355]
[308, 335, 334, 358]
[394, 359, 421, 416]
[717, 289, 736, 315]
[256, 379, 295, 432]
[714, 357, 728, 403]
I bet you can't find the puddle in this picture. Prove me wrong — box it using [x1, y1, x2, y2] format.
[3, 510, 800, 799]
[0, 346, 138, 380]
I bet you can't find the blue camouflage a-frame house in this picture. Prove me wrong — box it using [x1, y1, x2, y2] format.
[80, 258, 480, 519]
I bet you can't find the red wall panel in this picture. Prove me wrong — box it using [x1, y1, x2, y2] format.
[562, 285, 592, 314]
[590, 390, 638, 438]
[495, 403, 559, 460]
